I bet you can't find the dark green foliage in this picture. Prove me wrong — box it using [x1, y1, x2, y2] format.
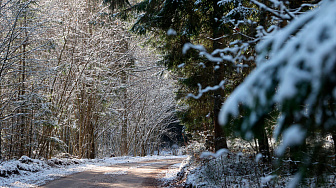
[103, 0, 130, 11]
[220, 1, 336, 184]
[105, 0, 260, 143]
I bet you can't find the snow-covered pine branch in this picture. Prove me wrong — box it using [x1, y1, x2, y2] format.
[218, 2, 336, 184]
[186, 80, 226, 100]
[219, 0, 335, 130]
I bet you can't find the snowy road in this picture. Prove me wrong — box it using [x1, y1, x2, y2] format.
[39, 158, 185, 188]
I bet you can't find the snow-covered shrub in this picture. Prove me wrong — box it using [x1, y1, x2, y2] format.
[185, 141, 206, 161]
[48, 157, 81, 166]
[0, 155, 86, 179]
[171, 144, 179, 155]
[159, 156, 192, 187]
[0, 157, 46, 177]
[177, 146, 188, 155]
[227, 138, 263, 154]
[184, 150, 336, 187]
[55, 153, 73, 159]
[185, 151, 269, 187]
[16, 162, 42, 173]
[19, 156, 33, 164]
[0, 161, 20, 177]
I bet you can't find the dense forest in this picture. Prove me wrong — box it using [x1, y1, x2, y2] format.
[1, 0, 336, 187]
[0, 0, 179, 160]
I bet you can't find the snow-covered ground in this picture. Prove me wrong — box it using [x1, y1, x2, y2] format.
[158, 156, 190, 187]
[0, 155, 187, 188]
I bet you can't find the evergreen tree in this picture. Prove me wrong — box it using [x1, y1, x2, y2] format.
[220, 0, 336, 184]
[106, 0, 261, 151]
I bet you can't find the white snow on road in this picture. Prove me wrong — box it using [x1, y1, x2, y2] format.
[103, 170, 128, 175]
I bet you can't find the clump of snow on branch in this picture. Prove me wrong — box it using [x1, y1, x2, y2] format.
[186, 80, 226, 99]
[177, 63, 185, 68]
[250, 0, 294, 20]
[182, 43, 206, 55]
[183, 42, 251, 65]
[167, 28, 177, 36]
[217, 0, 235, 6]
[200, 148, 229, 158]
[276, 125, 306, 156]
[255, 153, 263, 163]
[261, 175, 276, 187]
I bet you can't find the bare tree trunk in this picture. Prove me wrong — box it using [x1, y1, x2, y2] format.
[121, 84, 128, 156]
[120, 39, 130, 156]
[332, 133, 336, 166]
[0, 121, 2, 160]
[258, 128, 271, 162]
[89, 122, 95, 159]
[19, 8, 28, 157]
[212, 0, 227, 151]
[29, 108, 34, 158]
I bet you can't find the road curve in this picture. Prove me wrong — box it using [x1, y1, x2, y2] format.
[39, 158, 185, 188]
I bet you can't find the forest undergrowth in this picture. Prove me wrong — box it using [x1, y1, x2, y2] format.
[169, 139, 336, 188]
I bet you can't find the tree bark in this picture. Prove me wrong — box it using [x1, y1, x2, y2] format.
[257, 128, 271, 162]
[212, 0, 227, 151]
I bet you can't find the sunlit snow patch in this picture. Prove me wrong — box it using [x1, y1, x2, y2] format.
[167, 28, 177, 36]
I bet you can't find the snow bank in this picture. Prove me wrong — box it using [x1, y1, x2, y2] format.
[159, 155, 191, 187]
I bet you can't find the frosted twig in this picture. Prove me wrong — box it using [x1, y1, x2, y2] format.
[186, 80, 226, 99]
